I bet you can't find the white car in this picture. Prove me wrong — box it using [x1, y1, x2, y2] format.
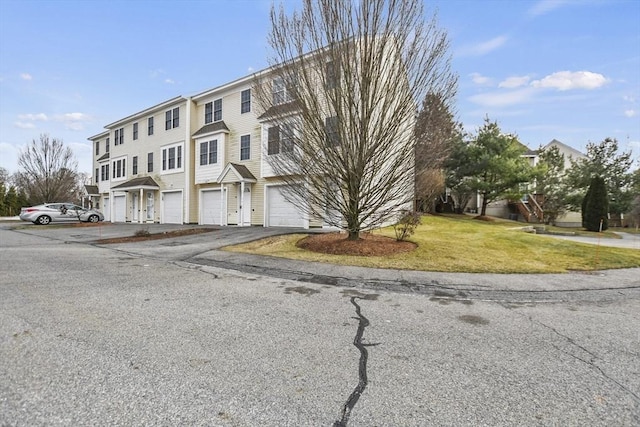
[19, 203, 104, 225]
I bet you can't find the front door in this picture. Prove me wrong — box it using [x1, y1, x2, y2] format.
[237, 184, 251, 226]
[146, 192, 154, 222]
[132, 194, 139, 222]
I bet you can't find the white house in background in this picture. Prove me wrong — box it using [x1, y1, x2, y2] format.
[465, 139, 586, 226]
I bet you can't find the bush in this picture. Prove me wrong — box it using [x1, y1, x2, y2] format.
[393, 210, 421, 241]
[134, 228, 151, 237]
[583, 176, 608, 232]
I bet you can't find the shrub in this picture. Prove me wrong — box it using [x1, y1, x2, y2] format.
[134, 228, 151, 237]
[393, 210, 421, 241]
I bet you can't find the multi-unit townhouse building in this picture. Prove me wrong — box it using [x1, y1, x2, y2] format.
[88, 74, 313, 228]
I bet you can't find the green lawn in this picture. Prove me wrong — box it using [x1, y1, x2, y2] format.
[224, 214, 640, 274]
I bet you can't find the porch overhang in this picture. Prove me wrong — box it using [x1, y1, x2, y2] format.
[110, 176, 160, 192]
[217, 163, 257, 184]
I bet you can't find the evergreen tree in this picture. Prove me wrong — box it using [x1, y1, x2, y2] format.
[583, 176, 608, 232]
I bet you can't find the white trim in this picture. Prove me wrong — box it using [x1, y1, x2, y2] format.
[263, 183, 308, 228]
[161, 190, 183, 224]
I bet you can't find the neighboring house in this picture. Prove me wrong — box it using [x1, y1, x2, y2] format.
[465, 139, 586, 226]
[89, 65, 375, 227]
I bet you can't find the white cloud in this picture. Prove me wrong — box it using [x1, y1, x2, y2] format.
[531, 71, 608, 91]
[528, 0, 571, 17]
[457, 35, 508, 57]
[51, 112, 93, 131]
[164, 78, 175, 84]
[468, 88, 536, 107]
[14, 122, 36, 129]
[624, 110, 637, 117]
[470, 72, 493, 86]
[20, 73, 33, 81]
[17, 113, 48, 121]
[499, 76, 531, 89]
[623, 95, 636, 103]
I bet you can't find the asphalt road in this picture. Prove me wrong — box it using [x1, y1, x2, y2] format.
[1, 223, 639, 426]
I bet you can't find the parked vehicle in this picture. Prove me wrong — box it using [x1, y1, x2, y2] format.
[19, 203, 104, 225]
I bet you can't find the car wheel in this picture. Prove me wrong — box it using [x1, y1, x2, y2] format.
[36, 215, 51, 225]
[88, 215, 100, 223]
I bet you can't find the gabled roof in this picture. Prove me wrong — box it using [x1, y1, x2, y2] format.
[544, 139, 585, 158]
[217, 163, 257, 184]
[111, 176, 160, 191]
[193, 121, 230, 137]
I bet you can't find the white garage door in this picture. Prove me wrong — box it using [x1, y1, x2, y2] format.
[163, 191, 182, 224]
[113, 195, 126, 222]
[266, 186, 305, 227]
[201, 189, 223, 225]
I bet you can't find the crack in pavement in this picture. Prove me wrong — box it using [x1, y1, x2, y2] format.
[532, 317, 640, 403]
[333, 297, 379, 427]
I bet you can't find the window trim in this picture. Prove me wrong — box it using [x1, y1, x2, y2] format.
[214, 98, 222, 121]
[133, 123, 138, 140]
[147, 152, 154, 173]
[132, 156, 138, 175]
[148, 117, 154, 135]
[161, 143, 184, 173]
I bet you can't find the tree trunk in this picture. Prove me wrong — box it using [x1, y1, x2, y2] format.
[480, 194, 488, 217]
[347, 230, 360, 241]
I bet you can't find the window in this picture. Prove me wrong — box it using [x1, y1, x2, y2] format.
[325, 116, 340, 145]
[268, 124, 294, 155]
[112, 158, 126, 179]
[114, 128, 124, 145]
[147, 152, 153, 172]
[133, 123, 138, 140]
[162, 144, 183, 171]
[241, 89, 251, 113]
[165, 107, 179, 130]
[106, 138, 110, 153]
[326, 61, 339, 89]
[214, 98, 222, 121]
[95, 168, 99, 183]
[100, 164, 110, 181]
[199, 140, 218, 165]
[148, 117, 154, 135]
[272, 77, 294, 105]
[205, 102, 213, 124]
[132, 156, 138, 175]
[240, 135, 250, 160]
[95, 141, 99, 155]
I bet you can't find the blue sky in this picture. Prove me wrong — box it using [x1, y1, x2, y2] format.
[1, 0, 639, 176]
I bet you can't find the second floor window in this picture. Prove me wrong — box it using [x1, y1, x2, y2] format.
[241, 89, 251, 113]
[100, 164, 109, 181]
[95, 168, 99, 183]
[112, 158, 126, 179]
[132, 156, 138, 175]
[147, 152, 153, 172]
[133, 123, 138, 140]
[162, 144, 183, 171]
[240, 135, 250, 160]
[199, 140, 218, 165]
[165, 107, 179, 130]
[148, 117, 154, 135]
[268, 124, 294, 155]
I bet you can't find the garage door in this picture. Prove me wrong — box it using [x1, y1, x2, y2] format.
[113, 195, 126, 222]
[266, 186, 305, 227]
[163, 191, 182, 224]
[201, 189, 223, 225]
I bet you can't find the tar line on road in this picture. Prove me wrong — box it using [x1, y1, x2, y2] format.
[333, 297, 379, 427]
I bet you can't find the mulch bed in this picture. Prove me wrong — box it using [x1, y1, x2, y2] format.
[94, 228, 216, 244]
[296, 232, 416, 256]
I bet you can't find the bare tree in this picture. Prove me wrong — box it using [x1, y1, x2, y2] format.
[254, 0, 456, 240]
[16, 134, 78, 204]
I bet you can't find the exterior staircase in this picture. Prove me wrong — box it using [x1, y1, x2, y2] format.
[516, 194, 544, 223]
